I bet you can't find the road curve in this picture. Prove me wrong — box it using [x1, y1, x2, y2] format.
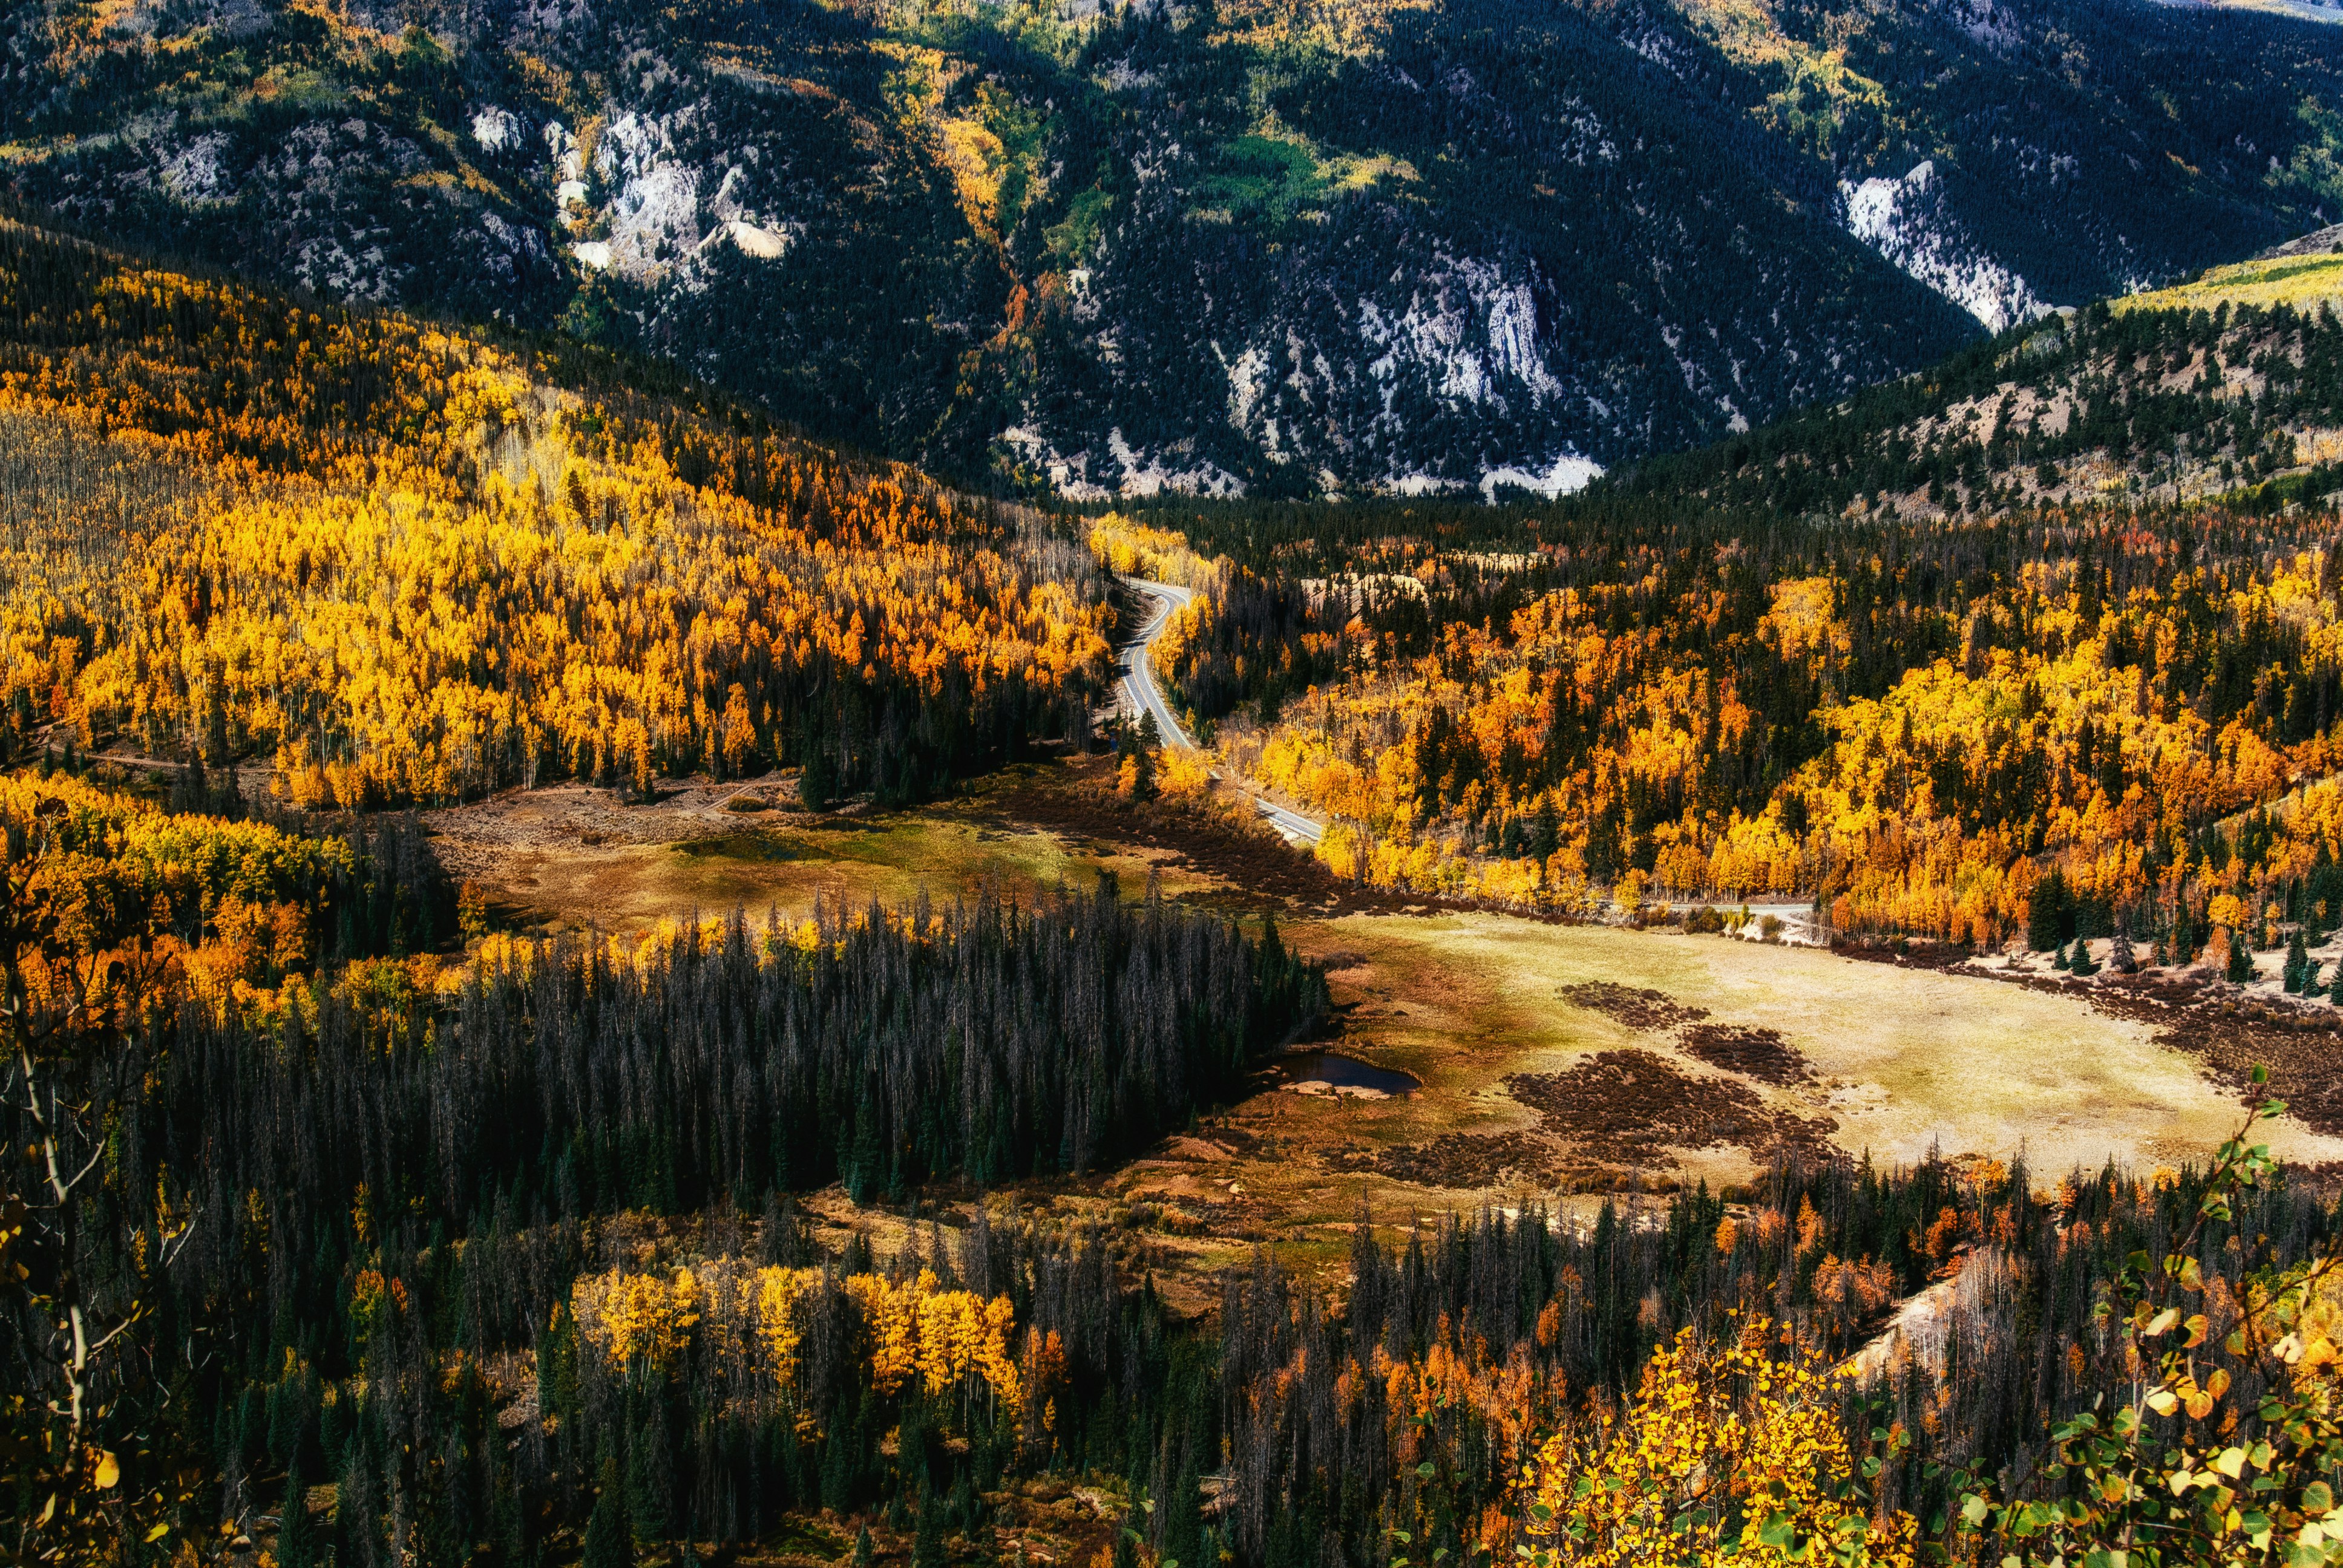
[1118, 577, 1197, 748]
[1116, 575, 1326, 846]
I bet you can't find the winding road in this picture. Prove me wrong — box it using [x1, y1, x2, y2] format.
[1117, 576, 1326, 846]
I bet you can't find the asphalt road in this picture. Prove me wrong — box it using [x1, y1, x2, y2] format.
[1117, 576, 1326, 846]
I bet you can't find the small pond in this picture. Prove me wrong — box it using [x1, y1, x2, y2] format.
[1270, 1051, 1420, 1097]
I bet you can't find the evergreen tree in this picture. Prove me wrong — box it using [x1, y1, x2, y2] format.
[490, 1433, 531, 1567]
[337, 1429, 386, 1568]
[1162, 1449, 1205, 1568]
[583, 1458, 633, 1568]
[913, 1480, 946, 1568]
[2286, 927, 2310, 991]
[2108, 929, 2136, 974]
[2069, 939, 2098, 978]
[854, 1524, 875, 1568]
[277, 1455, 316, 1568]
[2229, 929, 2258, 985]
[2029, 867, 2071, 950]
[799, 728, 838, 811]
[629, 1399, 672, 1547]
[431, 1430, 474, 1567]
[2053, 942, 2071, 972]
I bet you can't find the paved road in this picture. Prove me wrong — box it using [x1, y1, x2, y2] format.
[1117, 576, 1326, 846]
[1119, 577, 1197, 747]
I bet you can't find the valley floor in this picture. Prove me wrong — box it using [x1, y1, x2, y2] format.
[418, 756, 2343, 1301]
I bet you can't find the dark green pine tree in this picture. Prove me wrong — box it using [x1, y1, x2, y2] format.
[628, 1398, 672, 1548]
[489, 1425, 531, 1567]
[2053, 942, 2071, 972]
[277, 1454, 316, 1568]
[2029, 867, 2069, 951]
[1161, 1449, 1204, 1568]
[912, 1479, 947, 1568]
[430, 1430, 473, 1568]
[854, 1523, 876, 1568]
[2286, 927, 2310, 992]
[2229, 929, 2258, 985]
[335, 1427, 384, 1568]
[583, 1455, 634, 1568]
[2070, 939, 2098, 978]
[798, 724, 838, 811]
[847, 1083, 884, 1204]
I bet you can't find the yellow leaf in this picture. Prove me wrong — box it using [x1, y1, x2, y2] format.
[94, 1451, 119, 1488]
[144, 1523, 170, 1543]
[2214, 1446, 2247, 1478]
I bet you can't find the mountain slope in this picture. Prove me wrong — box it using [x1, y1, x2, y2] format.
[0, 221, 1111, 806]
[4, 0, 2340, 498]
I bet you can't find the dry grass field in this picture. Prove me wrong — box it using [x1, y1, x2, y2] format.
[426, 759, 2343, 1293]
[424, 762, 1237, 935]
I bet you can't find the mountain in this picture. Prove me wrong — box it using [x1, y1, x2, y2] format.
[4, 0, 2340, 499]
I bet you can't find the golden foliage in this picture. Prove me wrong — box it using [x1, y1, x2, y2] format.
[569, 1258, 1024, 1432]
[1237, 539, 2343, 944]
[1516, 1319, 1917, 1568]
[0, 226, 1112, 806]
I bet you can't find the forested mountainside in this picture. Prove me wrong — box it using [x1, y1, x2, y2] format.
[5, 0, 2339, 497]
[0, 221, 1112, 808]
[1122, 263, 2343, 944]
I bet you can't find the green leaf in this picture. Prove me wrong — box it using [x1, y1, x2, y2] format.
[1418, 1462, 1437, 1480]
[1757, 1511, 1797, 1550]
[1961, 1495, 1990, 1527]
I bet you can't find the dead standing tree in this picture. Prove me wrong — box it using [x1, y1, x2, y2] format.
[1, 799, 198, 1562]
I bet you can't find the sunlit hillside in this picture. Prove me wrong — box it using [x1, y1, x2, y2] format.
[0, 223, 1113, 809]
[2117, 250, 2343, 316]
